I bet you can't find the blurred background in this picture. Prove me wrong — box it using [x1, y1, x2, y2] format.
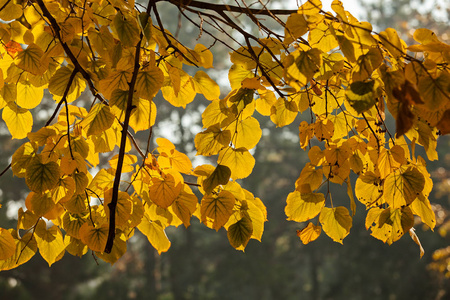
[0, 0, 449, 299]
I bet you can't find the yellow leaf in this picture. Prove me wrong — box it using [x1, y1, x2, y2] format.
[193, 70, 221, 100]
[171, 185, 198, 228]
[16, 43, 46, 75]
[48, 66, 86, 103]
[411, 194, 436, 230]
[202, 164, 231, 195]
[112, 12, 140, 47]
[324, 143, 350, 167]
[355, 171, 383, 207]
[296, 222, 322, 245]
[0, 231, 37, 271]
[64, 236, 88, 257]
[195, 124, 231, 156]
[60, 152, 87, 175]
[62, 212, 88, 239]
[377, 145, 405, 179]
[90, 127, 116, 153]
[79, 223, 109, 252]
[2, 102, 33, 139]
[384, 166, 425, 208]
[149, 173, 183, 208]
[88, 168, 115, 197]
[109, 154, 137, 173]
[232, 117, 262, 150]
[256, 90, 277, 116]
[34, 220, 65, 266]
[25, 155, 60, 193]
[156, 137, 175, 150]
[162, 72, 196, 108]
[285, 191, 325, 222]
[270, 98, 298, 127]
[104, 189, 133, 227]
[379, 28, 406, 59]
[17, 208, 38, 230]
[183, 43, 214, 68]
[314, 117, 334, 141]
[345, 80, 378, 114]
[284, 48, 321, 90]
[298, 0, 322, 15]
[16, 80, 44, 109]
[80, 103, 115, 136]
[96, 232, 127, 264]
[218, 147, 255, 180]
[319, 206, 352, 244]
[299, 121, 314, 149]
[201, 190, 235, 231]
[0, 83, 16, 106]
[227, 215, 253, 251]
[135, 67, 164, 100]
[28, 127, 57, 147]
[309, 22, 339, 53]
[109, 89, 132, 122]
[245, 197, 266, 241]
[409, 228, 425, 259]
[228, 64, 255, 90]
[99, 70, 132, 100]
[64, 194, 89, 214]
[72, 172, 89, 194]
[0, 228, 16, 260]
[28, 191, 55, 217]
[308, 145, 325, 166]
[295, 163, 323, 192]
[138, 219, 171, 254]
[0, 1, 22, 21]
[352, 47, 383, 81]
[375, 207, 414, 244]
[284, 13, 308, 45]
[158, 148, 192, 174]
[418, 72, 450, 112]
[202, 99, 229, 128]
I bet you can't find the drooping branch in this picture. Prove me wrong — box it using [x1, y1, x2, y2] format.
[104, 1, 153, 254]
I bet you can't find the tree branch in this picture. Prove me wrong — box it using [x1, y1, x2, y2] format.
[104, 2, 153, 254]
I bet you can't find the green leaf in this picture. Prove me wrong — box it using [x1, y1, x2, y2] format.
[48, 66, 86, 103]
[25, 156, 60, 193]
[345, 80, 377, 114]
[227, 215, 253, 251]
[135, 67, 164, 100]
[16, 43, 46, 75]
[80, 103, 115, 136]
[203, 164, 231, 195]
[112, 13, 140, 47]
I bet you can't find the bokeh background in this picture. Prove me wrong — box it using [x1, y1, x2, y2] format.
[0, 0, 449, 299]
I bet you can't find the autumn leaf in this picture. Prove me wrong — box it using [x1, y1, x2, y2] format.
[319, 207, 352, 244]
[297, 222, 322, 245]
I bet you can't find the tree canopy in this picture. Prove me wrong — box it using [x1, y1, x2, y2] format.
[0, 0, 449, 269]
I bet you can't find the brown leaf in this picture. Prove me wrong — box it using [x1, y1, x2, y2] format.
[436, 109, 450, 135]
[396, 103, 414, 138]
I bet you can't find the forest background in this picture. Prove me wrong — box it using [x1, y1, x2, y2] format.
[0, 0, 449, 299]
